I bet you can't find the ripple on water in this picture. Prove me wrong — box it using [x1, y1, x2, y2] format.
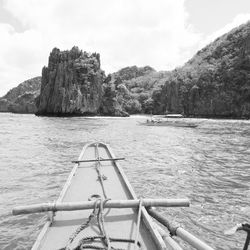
[0, 113, 249, 250]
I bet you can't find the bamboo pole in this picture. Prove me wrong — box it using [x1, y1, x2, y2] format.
[176, 229, 214, 250]
[154, 223, 183, 250]
[72, 157, 125, 163]
[13, 198, 190, 215]
[147, 208, 215, 250]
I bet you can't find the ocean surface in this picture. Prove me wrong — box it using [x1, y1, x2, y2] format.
[0, 113, 249, 250]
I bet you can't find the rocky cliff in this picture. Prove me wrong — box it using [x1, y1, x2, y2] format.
[107, 21, 250, 118]
[157, 21, 250, 118]
[1, 47, 129, 116]
[104, 66, 166, 114]
[0, 77, 41, 113]
[36, 47, 105, 116]
[111, 65, 155, 81]
[2, 21, 250, 118]
[100, 81, 129, 116]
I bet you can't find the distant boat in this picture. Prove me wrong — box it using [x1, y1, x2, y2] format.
[165, 114, 184, 118]
[139, 119, 198, 128]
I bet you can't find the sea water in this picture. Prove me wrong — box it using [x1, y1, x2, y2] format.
[0, 113, 249, 249]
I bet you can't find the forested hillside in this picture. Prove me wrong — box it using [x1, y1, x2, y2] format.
[157, 21, 250, 117]
[109, 21, 250, 118]
[1, 21, 250, 118]
[105, 66, 170, 114]
[0, 77, 41, 113]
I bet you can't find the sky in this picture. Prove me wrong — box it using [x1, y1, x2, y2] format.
[0, 0, 250, 96]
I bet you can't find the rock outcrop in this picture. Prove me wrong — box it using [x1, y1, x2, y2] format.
[107, 21, 250, 118]
[157, 21, 250, 118]
[36, 47, 105, 116]
[0, 77, 41, 113]
[104, 66, 163, 114]
[0, 99, 9, 112]
[111, 65, 155, 82]
[2, 21, 250, 118]
[100, 81, 129, 116]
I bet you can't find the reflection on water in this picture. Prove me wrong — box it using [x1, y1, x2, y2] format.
[0, 113, 249, 249]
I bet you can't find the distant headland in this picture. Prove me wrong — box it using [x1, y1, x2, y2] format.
[0, 21, 250, 119]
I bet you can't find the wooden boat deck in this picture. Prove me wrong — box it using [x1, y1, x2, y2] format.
[32, 142, 165, 250]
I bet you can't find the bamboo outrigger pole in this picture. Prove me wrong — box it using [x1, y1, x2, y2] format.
[72, 157, 125, 163]
[154, 223, 183, 250]
[147, 208, 215, 250]
[12, 198, 190, 215]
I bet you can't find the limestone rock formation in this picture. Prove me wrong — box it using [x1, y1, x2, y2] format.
[8, 93, 38, 113]
[0, 99, 10, 112]
[3, 21, 250, 118]
[36, 47, 104, 116]
[0, 77, 41, 113]
[105, 66, 162, 114]
[157, 21, 250, 118]
[100, 82, 129, 116]
[106, 21, 250, 118]
[112, 65, 155, 82]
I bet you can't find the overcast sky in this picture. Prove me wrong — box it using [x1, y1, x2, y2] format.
[0, 0, 250, 96]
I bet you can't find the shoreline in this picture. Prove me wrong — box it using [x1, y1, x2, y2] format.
[0, 111, 249, 121]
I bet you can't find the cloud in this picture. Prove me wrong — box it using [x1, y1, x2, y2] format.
[199, 13, 250, 48]
[0, 0, 249, 96]
[0, 0, 204, 96]
[0, 22, 46, 96]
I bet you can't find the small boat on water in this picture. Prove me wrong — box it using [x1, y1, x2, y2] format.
[139, 119, 198, 128]
[165, 114, 184, 118]
[12, 142, 221, 250]
[27, 142, 166, 249]
[11, 142, 249, 249]
[13, 142, 187, 249]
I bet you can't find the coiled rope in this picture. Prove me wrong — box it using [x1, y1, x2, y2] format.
[61, 197, 141, 250]
[63, 199, 99, 250]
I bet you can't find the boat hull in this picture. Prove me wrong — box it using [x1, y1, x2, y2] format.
[32, 142, 165, 250]
[139, 121, 198, 128]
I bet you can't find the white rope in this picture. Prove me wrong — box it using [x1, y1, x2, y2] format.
[98, 198, 111, 250]
[95, 143, 108, 199]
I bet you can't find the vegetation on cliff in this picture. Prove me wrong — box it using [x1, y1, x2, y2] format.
[109, 21, 250, 118]
[36, 46, 129, 116]
[1, 21, 250, 118]
[104, 66, 169, 114]
[0, 77, 41, 113]
[157, 21, 250, 118]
